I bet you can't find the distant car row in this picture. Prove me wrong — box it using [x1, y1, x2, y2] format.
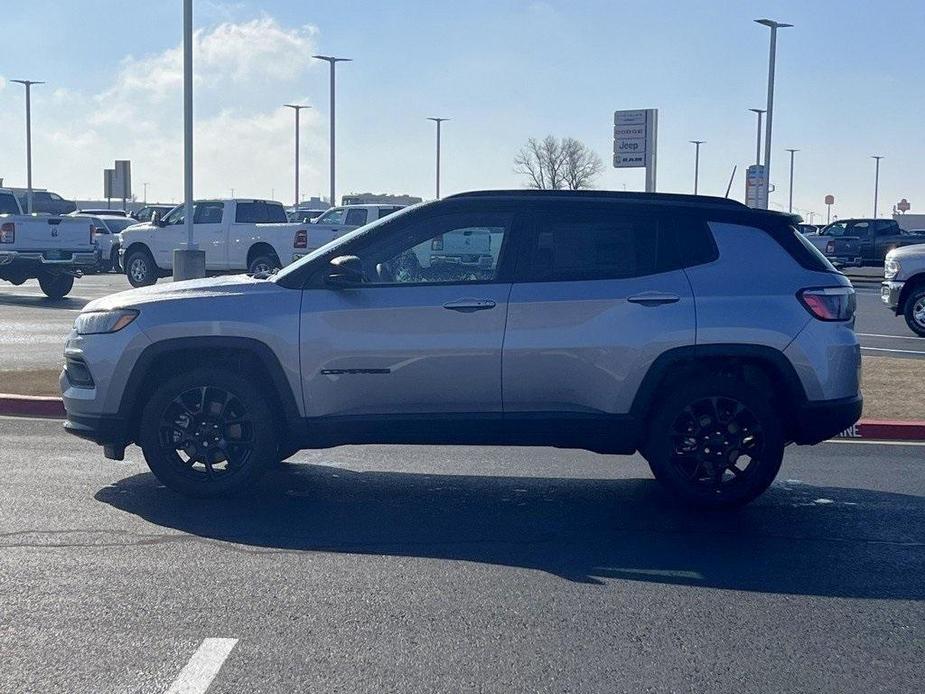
[800, 218, 925, 266]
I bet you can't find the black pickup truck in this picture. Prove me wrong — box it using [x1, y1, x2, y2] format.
[814, 218, 925, 267]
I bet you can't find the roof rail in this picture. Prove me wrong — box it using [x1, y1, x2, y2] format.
[445, 189, 748, 208]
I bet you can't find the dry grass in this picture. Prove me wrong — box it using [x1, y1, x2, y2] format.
[861, 356, 925, 421]
[1, 356, 922, 420]
[0, 369, 61, 397]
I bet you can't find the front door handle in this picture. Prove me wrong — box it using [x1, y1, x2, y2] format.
[443, 298, 497, 312]
[627, 292, 681, 307]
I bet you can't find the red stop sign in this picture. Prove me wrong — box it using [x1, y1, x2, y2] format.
[824, 194, 835, 205]
[898, 198, 911, 212]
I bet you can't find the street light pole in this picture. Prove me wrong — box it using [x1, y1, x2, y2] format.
[748, 108, 765, 166]
[284, 104, 310, 208]
[427, 118, 449, 199]
[786, 148, 799, 213]
[142, 182, 149, 205]
[11, 80, 45, 214]
[872, 155, 884, 217]
[755, 19, 793, 210]
[173, 0, 205, 280]
[689, 140, 705, 195]
[313, 55, 351, 207]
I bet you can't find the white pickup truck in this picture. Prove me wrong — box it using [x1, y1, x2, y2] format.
[0, 188, 97, 298]
[118, 199, 342, 287]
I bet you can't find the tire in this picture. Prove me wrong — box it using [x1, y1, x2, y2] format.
[248, 253, 280, 276]
[902, 287, 925, 337]
[643, 374, 785, 509]
[110, 248, 122, 273]
[37, 272, 74, 299]
[125, 249, 158, 287]
[138, 367, 277, 497]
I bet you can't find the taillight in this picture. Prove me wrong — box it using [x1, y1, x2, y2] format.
[0, 222, 14, 244]
[90, 224, 94, 245]
[431, 235, 444, 251]
[825, 241, 834, 254]
[798, 287, 856, 321]
[294, 229, 307, 249]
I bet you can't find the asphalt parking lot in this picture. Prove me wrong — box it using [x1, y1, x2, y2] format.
[0, 417, 922, 692]
[0, 271, 923, 375]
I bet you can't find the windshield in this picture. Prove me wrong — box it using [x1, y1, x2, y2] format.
[102, 218, 138, 233]
[274, 203, 425, 282]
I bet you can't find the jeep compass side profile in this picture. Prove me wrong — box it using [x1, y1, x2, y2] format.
[61, 191, 862, 507]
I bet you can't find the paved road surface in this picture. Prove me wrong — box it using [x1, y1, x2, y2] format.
[0, 418, 922, 692]
[1, 274, 923, 374]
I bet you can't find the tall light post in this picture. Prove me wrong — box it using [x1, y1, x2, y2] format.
[748, 108, 765, 166]
[11, 80, 44, 214]
[142, 182, 150, 205]
[173, 0, 205, 280]
[427, 117, 449, 199]
[872, 155, 884, 217]
[755, 18, 793, 209]
[312, 55, 351, 206]
[284, 104, 310, 208]
[689, 140, 705, 195]
[786, 148, 799, 213]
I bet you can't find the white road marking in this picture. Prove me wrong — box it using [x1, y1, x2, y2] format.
[861, 346, 925, 355]
[858, 332, 925, 341]
[825, 438, 925, 447]
[166, 638, 238, 694]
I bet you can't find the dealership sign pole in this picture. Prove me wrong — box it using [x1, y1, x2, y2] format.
[613, 109, 658, 192]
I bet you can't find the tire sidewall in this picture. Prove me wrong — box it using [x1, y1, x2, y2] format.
[126, 251, 156, 287]
[38, 273, 74, 299]
[248, 254, 279, 275]
[903, 288, 925, 337]
[138, 367, 277, 497]
[645, 376, 785, 508]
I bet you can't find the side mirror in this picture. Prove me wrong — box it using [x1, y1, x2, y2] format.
[151, 211, 163, 225]
[325, 255, 364, 287]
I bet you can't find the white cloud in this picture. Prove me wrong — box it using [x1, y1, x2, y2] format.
[0, 18, 323, 203]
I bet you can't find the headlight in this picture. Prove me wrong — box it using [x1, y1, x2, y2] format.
[884, 258, 900, 280]
[74, 309, 139, 335]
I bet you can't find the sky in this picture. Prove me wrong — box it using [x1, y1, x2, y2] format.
[1, 0, 923, 220]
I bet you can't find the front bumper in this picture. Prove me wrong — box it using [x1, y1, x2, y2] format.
[793, 395, 863, 445]
[63, 412, 131, 460]
[881, 280, 903, 312]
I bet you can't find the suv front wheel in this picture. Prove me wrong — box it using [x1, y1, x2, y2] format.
[644, 374, 785, 508]
[138, 367, 277, 497]
[902, 286, 925, 337]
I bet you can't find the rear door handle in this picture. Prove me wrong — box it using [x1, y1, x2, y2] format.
[627, 292, 681, 307]
[443, 298, 497, 312]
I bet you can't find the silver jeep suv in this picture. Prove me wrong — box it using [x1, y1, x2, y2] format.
[61, 191, 862, 507]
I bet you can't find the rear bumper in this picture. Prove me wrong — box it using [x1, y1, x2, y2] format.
[793, 395, 863, 445]
[0, 250, 99, 267]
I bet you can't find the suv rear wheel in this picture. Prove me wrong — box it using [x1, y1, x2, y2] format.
[138, 367, 277, 497]
[644, 374, 785, 508]
[902, 286, 925, 337]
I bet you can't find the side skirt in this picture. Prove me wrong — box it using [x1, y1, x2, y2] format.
[295, 412, 641, 455]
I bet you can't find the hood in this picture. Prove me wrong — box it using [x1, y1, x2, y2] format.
[886, 243, 925, 261]
[82, 274, 279, 312]
[120, 223, 156, 237]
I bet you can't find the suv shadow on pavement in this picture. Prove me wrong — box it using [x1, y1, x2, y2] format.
[95, 463, 925, 600]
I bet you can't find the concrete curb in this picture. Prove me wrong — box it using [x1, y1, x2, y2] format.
[1, 393, 924, 442]
[0, 394, 66, 419]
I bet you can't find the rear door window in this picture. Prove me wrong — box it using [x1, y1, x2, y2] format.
[0, 193, 20, 214]
[517, 207, 665, 282]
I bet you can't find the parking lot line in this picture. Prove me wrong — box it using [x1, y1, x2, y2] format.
[857, 332, 925, 341]
[861, 346, 925, 355]
[165, 638, 238, 694]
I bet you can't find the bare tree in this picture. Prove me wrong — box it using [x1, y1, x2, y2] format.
[561, 137, 604, 190]
[514, 135, 603, 190]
